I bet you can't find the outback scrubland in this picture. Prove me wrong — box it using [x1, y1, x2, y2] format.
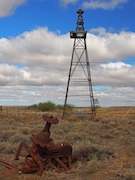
[0, 106, 135, 180]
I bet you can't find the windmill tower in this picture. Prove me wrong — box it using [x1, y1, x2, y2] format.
[62, 9, 96, 117]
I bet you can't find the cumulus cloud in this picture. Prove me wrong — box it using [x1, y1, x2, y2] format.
[0, 27, 135, 88]
[95, 86, 135, 106]
[92, 62, 135, 87]
[0, 0, 26, 17]
[0, 27, 72, 67]
[0, 27, 135, 106]
[83, 0, 129, 10]
[88, 27, 135, 62]
[0, 27, 135, 66]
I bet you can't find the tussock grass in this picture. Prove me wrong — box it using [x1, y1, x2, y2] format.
[0, 107, 135, 179]
[0, 142, 18, 154]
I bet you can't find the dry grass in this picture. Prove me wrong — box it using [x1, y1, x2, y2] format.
[0, 107, 135, 179]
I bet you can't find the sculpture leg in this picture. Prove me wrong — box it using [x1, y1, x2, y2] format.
[67, 155, 72, 170]
[30, 152, 44, 176]
[14, 142, 29, 160]
[54, 157, 68, 171]
[45, 160, 61, 173]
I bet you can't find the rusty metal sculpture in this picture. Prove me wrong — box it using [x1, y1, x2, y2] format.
[14, 114, 72, 176]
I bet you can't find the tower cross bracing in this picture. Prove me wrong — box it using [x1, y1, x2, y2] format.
[63, 9, 96, 117]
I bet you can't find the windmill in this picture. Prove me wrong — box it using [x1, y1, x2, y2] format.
[62, 9, 96, 117]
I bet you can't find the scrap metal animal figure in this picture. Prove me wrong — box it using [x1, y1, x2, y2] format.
[14, 115, 72, 176]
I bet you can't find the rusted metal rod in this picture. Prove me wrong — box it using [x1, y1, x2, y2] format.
[0, 159, 17, 169]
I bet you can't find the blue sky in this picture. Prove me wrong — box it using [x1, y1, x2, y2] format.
[0, 0, 135, 107]
[1, 0, 135, 37]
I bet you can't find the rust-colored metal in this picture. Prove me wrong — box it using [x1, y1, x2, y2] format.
[0, 114, 89, 176]
[0, 159, 18, 175]
[0, 159, 17, 169]
[14, 114, 72, 176]
[42, 114, 59, 133]
[0, 114, 90, 177]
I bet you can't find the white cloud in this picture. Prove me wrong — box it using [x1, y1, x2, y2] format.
[92, 62, 135, 87]
[0, 27, 72, 67]
[83, 0, 129, 10]
[88, 27, 135, 62]
[0, 27, 135, 67]
[0, 0, 26, 17]
[0, 27, 135, 106]
[94, 86, 135, 107]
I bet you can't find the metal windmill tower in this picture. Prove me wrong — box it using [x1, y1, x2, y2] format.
[62, 9, 96, 117]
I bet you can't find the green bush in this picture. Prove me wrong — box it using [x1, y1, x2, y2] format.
[38, 101, 56, 111]
[30, 102, 75, 112]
